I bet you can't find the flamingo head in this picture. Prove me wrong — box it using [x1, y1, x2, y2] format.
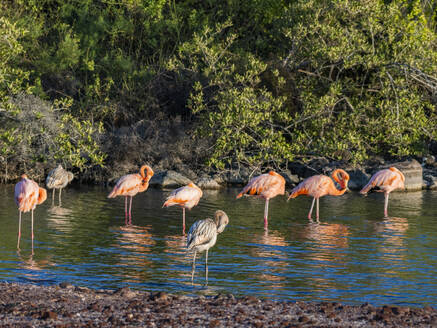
[332, 169, 350, 190]
[140, 165, 154, 180]
[214, 210, 229, 234]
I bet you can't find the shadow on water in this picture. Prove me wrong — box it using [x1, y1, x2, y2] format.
[0, 185, 436, 306]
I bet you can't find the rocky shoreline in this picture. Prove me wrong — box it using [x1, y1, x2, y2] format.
[0, 282, 435, 327]
[145, 158, 437, 191]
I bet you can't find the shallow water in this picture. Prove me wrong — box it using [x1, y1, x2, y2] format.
[0, 184, 436, 307]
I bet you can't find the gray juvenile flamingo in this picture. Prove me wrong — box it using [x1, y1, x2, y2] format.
[46, 164, 74, 206]
[187, 210, 229, 283]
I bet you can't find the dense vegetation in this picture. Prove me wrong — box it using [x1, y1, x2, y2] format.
[0, 0, 436, 180]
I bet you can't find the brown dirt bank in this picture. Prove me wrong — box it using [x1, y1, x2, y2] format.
[0, 282, 435, 327]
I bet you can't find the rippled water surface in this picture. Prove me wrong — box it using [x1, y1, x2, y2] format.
[0, 184, 436, 306]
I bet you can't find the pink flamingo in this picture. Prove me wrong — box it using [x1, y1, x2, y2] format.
[236, 171, 285, 229]
[360, 167, 405, 217]
[108, 165, 154, 225]
[163, 182, 203, 234]
[14, 174, 47, 251]
[288, 169, 349, 221]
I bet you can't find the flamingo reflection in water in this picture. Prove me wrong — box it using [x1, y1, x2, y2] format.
[250, 228, 289, 286]
[113, 225, 156, 282]
[375, 216, 409, 274]
[302, 222, 350, 290]
[187, 210, 229, 283]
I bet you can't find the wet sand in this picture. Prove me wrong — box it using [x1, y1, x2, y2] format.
[0, 282, 435, 327]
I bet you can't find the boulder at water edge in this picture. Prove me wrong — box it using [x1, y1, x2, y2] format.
[149, 170, 192, 189]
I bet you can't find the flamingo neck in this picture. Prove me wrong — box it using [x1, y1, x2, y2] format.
[140, 165, 154, 181]
[329, 169, 349, 195]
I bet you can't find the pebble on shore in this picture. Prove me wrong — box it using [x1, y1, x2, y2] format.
[0, 282, 435, 327]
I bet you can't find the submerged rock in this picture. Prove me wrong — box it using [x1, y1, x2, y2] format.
[149, 170, 192, 189]
[423, 173, 437, 190]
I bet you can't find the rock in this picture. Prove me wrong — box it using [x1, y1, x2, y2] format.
[424, 155, 436, 165]
[279, 171, 300, 186]
[41, 311, 57, 320]
[149, 170, 192, 189]
[424, 174, 437, 190]
[115, 287, 137, 298]
[226, 170, 250, 185]
[59, 282, 74, 289]
[196, 176, 222, 190]
[288, 162, 319, 179]
[346, 168, 370, 191]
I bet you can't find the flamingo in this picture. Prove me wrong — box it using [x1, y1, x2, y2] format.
[163, 182, 203, 234]
[108, 165, 154, 225]
[46, 164, 74, 206]
[288, 169, 350, 221]
[359, 167, 405, 217]
[14, 174, 47, 251]
[187, 210, 229, 283]
[236, 171, 285, 229]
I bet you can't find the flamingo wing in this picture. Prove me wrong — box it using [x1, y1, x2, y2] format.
[360, 169, 403, 194]
[187, 218, 217, 250]
[108, 174, 142, 198]
[237, 172, 284, 199]
[289, 175, 331, 199]
[15, 179, 39, 212]
[163, 185, 202, 208]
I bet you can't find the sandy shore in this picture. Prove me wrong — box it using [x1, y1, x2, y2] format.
[0, 282, 435, 327]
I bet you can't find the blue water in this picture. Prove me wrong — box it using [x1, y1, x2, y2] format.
[0, 184, 436, 307]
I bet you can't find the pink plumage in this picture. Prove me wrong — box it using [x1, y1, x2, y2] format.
[360, 167, 405, 217]
[163, 182, 203, 234]
[288, 169, 349, 221]
[14, 174, 47, 251]
[163, 182, 203, 210]
[108, 165, 154, 225]
[236, 171, 285, 228]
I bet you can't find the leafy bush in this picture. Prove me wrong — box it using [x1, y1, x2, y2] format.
[0, 0, 436, 179]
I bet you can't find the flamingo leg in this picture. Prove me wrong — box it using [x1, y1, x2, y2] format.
[31, 209, 34, 253]
[316, 198, 320, 221]
[205, 249, 209, 284]
[264, 199, 269, 229]
[17, 211, 21, 250]
[384, 192, 389, 217]
[308, 197, 316, 220]
[59, 188, 62, 206]
[182, 208, 186, 235]
[124, 196, 128, 225]
[191, 250, 197, 282]
[129, 196, 133, 225]
[52, 189, 55, 205]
